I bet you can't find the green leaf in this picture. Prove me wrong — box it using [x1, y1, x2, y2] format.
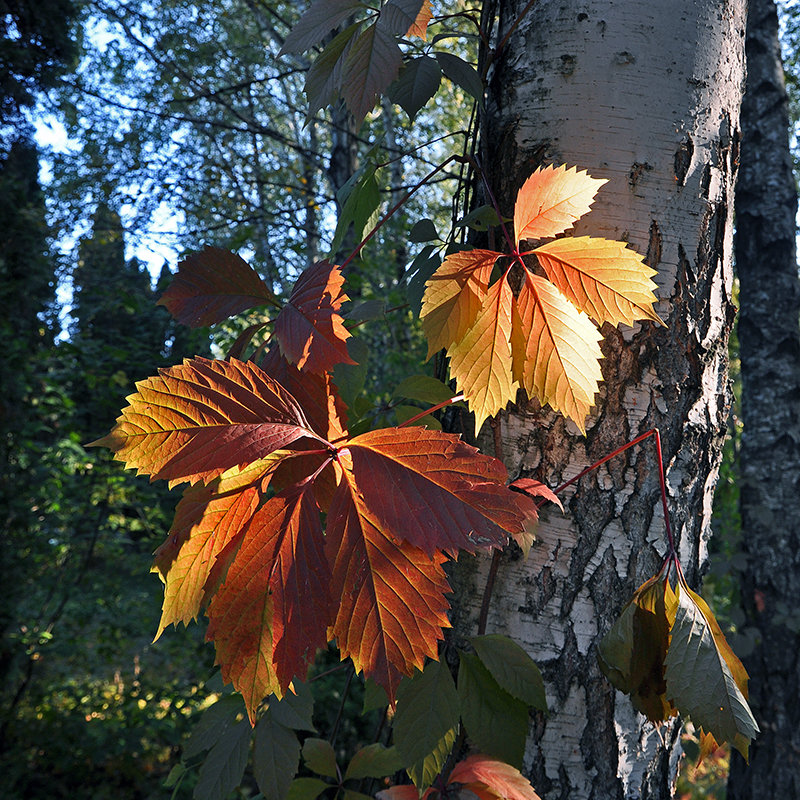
[471, 634, 547, 712]
[333, 336, 369, 411]
[330, 162, 382, 256]
[387, 56, 441, 121]
[347, 299, 386, 321]
[406, 245, 441, 314]
[392, 375, 456, 406]
[183, 694, 244, 759]
[253, 713, 302, 800]
[377, 0, 426, 36]
[457, 652, 529, 769]
[286, 777, 331, 800]
[393, 660, 460, 788]
[664, 582, 759, 759]
[279, 0, 365, 55]
[394, 404, 441, 430]
[305, 23, 362, 118]
[163, 763, 186, 788]
[455, 204, 502, 231]
[362, 678, 390, 713]
[409, 219, 439, 243]
[194, 719, 251, 800]
[268, 682, 316, 732]
[435, 52, 483, 101]
[302, 737, 339, 778]
[344, 743, 405, 780]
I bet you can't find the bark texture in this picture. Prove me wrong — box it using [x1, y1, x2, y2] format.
[727, 0, 800, 796]
[449, 2, 746, 798]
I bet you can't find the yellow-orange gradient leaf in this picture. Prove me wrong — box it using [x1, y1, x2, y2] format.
[407, 0, 433, 38]
[89, 357, 323, 487]
[448, 276, 517, 433]
[514, 164, 607, 244]
[533, 236, 663, 326]
[152, 460, 277, 640]
[420, 249, 498, 359]
[511, 272, 602, 432]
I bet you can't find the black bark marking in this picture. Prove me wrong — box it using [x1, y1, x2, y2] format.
[674, 134, 694, 186]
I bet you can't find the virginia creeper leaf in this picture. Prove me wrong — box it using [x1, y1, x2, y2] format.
[377, 0, 425, 36]
[435, 52, 483, 101]
[287, 778, 331, 800]
[157, 247, 278, 328]
[393, 660, 459, 788]
[448, 754, 541, 800]
[304, 22, 361, 119]
[302, 738, 338, 778]
[392, 374, 456, 406]
[253, 711, 302, 800]
[206, 479, 333, 723]
[471, 634, 547, 711]
[344, 743, 405, 780]
[387, 55, 441, 121]
[509, 478, 564, 513]
[274, 261, 354, 374]
[183, 694, 244, 759]
[458, 652, 528, 768]
[406, 0, 433, 38]
[194, 718, 251, 800]
[511, 271, 603, 432]
[326, 472, 451, 699]
[420, 248, 498, 359]
[330, 161, 382, 256]
[90, 357, 322, 486]
[514, 164, 607, 243]
[279, 0, 364, 55]
[342, 22, 403, 122]
[532, 236, 662, 326]
[268, 681, 316, 731]
[448, 275, 517, 432]
[664, 582, 758, 759]
[597, 570, 678, 722]
[152, 460, 274, 639]
[339, 426, 537, 555]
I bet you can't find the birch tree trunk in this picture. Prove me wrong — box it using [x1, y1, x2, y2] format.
[727, 0, 800, 795]
[449, 2, 746, 797]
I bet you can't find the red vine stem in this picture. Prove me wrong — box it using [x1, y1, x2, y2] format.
[396, 394, 465, 428]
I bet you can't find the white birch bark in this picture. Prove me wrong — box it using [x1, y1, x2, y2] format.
[449, 2, 747, 797]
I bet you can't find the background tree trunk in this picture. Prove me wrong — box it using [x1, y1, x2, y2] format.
[728, 0, 800, 795]
[449, 1, 746, 797]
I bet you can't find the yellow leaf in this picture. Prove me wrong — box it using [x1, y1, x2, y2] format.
[514, 164, 607, 244]
[448, 276, 517, 432]
[511, 272, 602, 432]
[533, 236, 663, 326]
[420, 249, 499, 359]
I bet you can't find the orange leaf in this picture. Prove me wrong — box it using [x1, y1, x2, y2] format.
[274, 261, 355, 373]
[157, 247, 278, 327]
[406, 0, 433, 38]
[206, 479, 333, 723]
[340, 427, 537, 555]
[420, 248, 498, 359]
[152, 461, 275, 639]
[449, 754, 541, 800]
[326, 466, 451, 701]
[448, 276, 517, 432]
[90, 357, 323, 486]
[511, 272, 603, 432]
[532, 236, 662, 326]
[514, 164, 606, 244]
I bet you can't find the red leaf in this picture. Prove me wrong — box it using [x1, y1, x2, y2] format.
[340, 427, 538, 555]
[509, 478, 564, 512]
[90, 357, 324, 486]
[206, 479, 334, 723]
[274, 261, 355, 373]
[327, 471, 451, 701]
[449, 754, 541, 800]
[157, 247, 278, 327]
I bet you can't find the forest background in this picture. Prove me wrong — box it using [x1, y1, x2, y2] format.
[1, 0, 798, 798]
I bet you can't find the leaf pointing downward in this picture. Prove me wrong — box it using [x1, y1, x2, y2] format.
[664, 582, 758, 759]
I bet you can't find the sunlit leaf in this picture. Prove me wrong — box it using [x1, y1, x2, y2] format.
[514, 164, 606, 243]
[274, 261, 354, 374]
[448, 754, 541, 800]
[511, 271, 602, 432]
[448, 276, 517, 432]
[90, 357, 322, 486]
[532, 236, 662, 326]
[420, 248, 498, 360]
[157, 247, 278, 328]
[406, 0, 433, 38]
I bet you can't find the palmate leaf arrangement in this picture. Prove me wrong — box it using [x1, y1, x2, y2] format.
[93, 170, 756, 799]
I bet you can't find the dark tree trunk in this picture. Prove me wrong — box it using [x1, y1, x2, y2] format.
[728, 0, 800, 796]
